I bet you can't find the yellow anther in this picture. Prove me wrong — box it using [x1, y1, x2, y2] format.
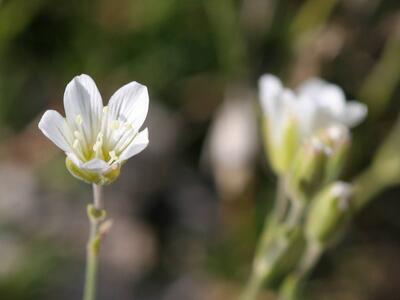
[102, 106, 109, 113]
[111, 120, 120, 130]
[109, 150, 118, 161]
[73, 139, 80, 149]
[92, 142, 100, 152]
[75, 115, 83, 125]
[74, 130, 82, 139]
[124, 122, 132, 129]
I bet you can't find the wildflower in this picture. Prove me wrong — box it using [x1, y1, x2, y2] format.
[258, 74, 367, 174]
[39, 74, 149, 184]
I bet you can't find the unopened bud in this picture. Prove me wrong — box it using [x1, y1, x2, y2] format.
[305, 182, 353, 246]
[264, 116, 299, 175]
[319, 125, 351, 183]
[288, 137, 331, 201]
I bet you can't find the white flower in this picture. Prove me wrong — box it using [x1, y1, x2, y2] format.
[39, 74, 149, 184]
[259, 74, 367, 173]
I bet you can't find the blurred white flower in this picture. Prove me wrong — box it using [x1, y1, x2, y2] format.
[206, 89, 258, 199]
[259, 74, 367, 173]
[39, 74, 149, 184]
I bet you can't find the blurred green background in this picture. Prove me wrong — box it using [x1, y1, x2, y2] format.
[0, 0, 400, 299]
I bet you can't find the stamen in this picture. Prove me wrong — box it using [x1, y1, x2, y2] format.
[92, 133, 104, 153]
[114, 128, 137, 153]
[75, 115, 83, 125]
[124, 122, 132, 129]
[111, 120, 120, 130]
[73, 139, 80, 149]
[74, 130, 82, 139]
[109, 150, 118, 161]
[102, 106, 109, 114]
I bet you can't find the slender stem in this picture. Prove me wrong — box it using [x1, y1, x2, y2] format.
[83, 184, 104, 300]
[274, 178, 288, 223]
[93, 184, 103, 209]
[279, 241, 322, 300]
[240, 177, 287, 300]
[240, 271, 265, 300]
[297, 241, 322, 278]
[253, 177, 287, 271]
[286, 200, 304, 228]
[84, 228, 98, 300]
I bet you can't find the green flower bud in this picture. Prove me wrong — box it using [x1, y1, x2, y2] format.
[66, 157, 121, 185]
[305, 182, 353, 246]
[264, 116, 299, 175]
[319, 125, 351, 183]
[288, 137, 331, 201]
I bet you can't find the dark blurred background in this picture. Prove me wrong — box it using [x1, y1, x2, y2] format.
[0, 0, 400, 299]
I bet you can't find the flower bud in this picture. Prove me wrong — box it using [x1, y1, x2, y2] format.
[319, 125, 351, 183]
[288, 137, 331, 201]
[264, 116, 299, 175]
[66, 157, 121, 185]
[305, 182, 353, 246]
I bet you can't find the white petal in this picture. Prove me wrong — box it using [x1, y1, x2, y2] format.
[296, 96, 317, 137]
[298, 78, 346, 115]
[108, 82, 149, 130]
[38, 110, 73, 152]
[297, 78, 328, 98]
[119, 128, 149, 161]
[63, 74, 103, 144]
[82, 159, 110, 173]
[67, 153, 110, 174]
[258, 74, 283, 116]
[344, 101, 368, 127]
[67, 152, 83, 168]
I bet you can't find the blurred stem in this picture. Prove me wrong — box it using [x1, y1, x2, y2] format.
[358, 32, 400, 118]
[286, 200, 304, 228]
[203, 0, 248, 78]
[296, 241, 322, 278]
[279, 241, 322, 300]
[255, 177, 287, 264]
[240, 270, 265, 300]
[290, 0, 338, 40]
[353, 116, 400, 210]
[275, 178, 288, 223]
[83, 184, 104, 300]
[240, 177, 287, 300]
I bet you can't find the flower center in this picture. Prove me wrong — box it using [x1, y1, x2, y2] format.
[70, 108, 137, 165]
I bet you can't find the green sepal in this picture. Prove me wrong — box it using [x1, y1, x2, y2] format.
[305, 182, 353, 246]
[66, 157, 121, 185]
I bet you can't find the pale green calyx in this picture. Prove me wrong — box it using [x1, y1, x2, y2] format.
[305, 182, 353, 246]
[288, 137, 332, 201]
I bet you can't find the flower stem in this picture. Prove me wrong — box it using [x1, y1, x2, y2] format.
[240, 177, 287, 300]
[240, 271, 265, 300]
[83, 184, 104, 300]
[279, 241, 322, 300]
